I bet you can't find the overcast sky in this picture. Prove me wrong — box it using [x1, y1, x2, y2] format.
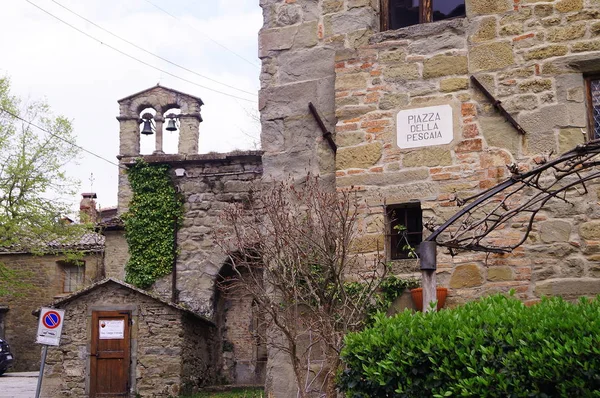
[1, 0, 262, 215]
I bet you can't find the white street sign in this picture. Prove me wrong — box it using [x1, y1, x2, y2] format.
[36, 308, 65, 346]
[397, 104, 454, 149]
[99, 319, 125, 340]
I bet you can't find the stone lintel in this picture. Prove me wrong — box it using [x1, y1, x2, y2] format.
[118, 151, 264, 166]
[370, 18, 467, 44]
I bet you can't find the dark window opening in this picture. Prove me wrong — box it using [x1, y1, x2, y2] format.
[382, 0, 466, 31]
[586, 76, 600, 140]
[387, 203, 423, 260]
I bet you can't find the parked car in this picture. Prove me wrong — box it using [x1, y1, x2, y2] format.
[0, 338, 13, 376]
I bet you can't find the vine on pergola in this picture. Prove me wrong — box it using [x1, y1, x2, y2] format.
[427, 139, 600, 254]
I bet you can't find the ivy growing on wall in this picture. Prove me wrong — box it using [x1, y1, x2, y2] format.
[123, 159, 183, 288]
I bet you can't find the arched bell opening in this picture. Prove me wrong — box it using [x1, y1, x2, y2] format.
[162, 107, 181, 155]
[138, 107, 157, 155]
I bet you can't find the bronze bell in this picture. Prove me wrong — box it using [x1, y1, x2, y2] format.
[141, 120, 153, 135]
[166, 118, 177, 132]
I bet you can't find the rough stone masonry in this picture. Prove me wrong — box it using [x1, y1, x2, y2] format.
[259, 0, 600, 393]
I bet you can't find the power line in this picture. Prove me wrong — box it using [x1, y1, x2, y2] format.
[25, 0, 257, 103]
[0, 105, 124, 169]
[49, 0, 257, 97]
[143, 0, 261, 69]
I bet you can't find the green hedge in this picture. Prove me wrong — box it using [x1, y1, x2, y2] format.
[339, 294, 600, 397]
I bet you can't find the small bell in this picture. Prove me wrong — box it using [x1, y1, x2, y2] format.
[141, 120, 153, 135]
[166, 118, 177, 132]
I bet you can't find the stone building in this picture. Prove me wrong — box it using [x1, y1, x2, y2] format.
[39, 278, 217, 398]
[0, 203, 104, 371]
[258, 0, 600, 394]
[110, 84, 266, 387]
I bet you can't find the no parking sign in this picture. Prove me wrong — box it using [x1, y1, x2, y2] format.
[36, 308, 65, 346]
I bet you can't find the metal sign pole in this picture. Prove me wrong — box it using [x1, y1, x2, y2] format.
[34, 345, 48, 398]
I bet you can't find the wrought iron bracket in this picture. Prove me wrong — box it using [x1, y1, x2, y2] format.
[308, 102, 337, 154]
[425, 140, 600, 253]
[471, 76, 527, 136]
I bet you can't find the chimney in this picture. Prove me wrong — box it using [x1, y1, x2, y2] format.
[80, 193, 99, 223]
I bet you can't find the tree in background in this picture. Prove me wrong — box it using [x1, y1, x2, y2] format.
[0, 77, 84, 295]
[217, 175, 389, 398]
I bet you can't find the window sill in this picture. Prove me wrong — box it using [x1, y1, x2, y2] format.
[372, 18, 467, 45]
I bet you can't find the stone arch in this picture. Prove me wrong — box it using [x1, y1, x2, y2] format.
[138, 107, 157, 154]
[162, 107, 182, 154]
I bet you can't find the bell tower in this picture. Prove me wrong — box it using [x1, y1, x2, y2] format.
[115, 84, 203, 213]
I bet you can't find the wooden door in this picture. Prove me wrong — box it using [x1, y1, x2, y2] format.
[90, 311, 131, 397]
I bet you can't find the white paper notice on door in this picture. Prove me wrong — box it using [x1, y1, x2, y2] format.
[99, 319, 125, 339]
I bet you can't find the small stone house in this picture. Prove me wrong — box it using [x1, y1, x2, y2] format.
[112, 84, 266, 386]
[0, 225, 104, 371]
[39, 278, 217, 398]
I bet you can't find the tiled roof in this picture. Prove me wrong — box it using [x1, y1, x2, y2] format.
[98, 216, 125, 231]
[0, 232, 105, 254]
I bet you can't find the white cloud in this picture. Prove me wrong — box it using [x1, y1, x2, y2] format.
[0, 0, 262, 214]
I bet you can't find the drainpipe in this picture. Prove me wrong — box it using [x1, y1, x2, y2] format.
[172, 216, 179, 304]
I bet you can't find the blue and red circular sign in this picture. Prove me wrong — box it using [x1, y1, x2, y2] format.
[42, 310, 61, 329]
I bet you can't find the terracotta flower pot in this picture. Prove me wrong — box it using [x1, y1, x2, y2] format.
[410, 287, 448, 311]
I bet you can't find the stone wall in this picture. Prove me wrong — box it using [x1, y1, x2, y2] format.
[218, 289, 266, 385]
[259, 0, 374, 180]
[181, 313, 219, 395]
[40, 282, 217, 398]
[103, 230, 128, 280]
[0, 252, 102, 371]
[259, 1, 600, 394]
[119, 151, 263, 318]
[330, 0, 600, 305]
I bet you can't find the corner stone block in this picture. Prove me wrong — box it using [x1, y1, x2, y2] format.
[467, 0, 511, 15]
[555, 0, 584, 13]
[450, 263, 484, 288]
[336, 72, 369, 91]
[385, 64, 420, 81]
[403, 147, 453, 167]
[579, 221, 600, 240]
[480, 116, 522, 155]
[559, 128, 585, 154]
[523, 131, 557, 156]
[469, 42, 515, 72]
[379, 93, 410, 110]
[518, 104, 569, 134]
[336, 142, 383, 170]
[440, 77, 470, 92]
[351, 234, 385, 253]
[524, 45, 569, 61]
[487, 266, 513, 282]
[259, 80, 319, 120]
[258, 26, 297, 57]
[423, 55, 468, 79]
[323, 7, 377, 36]
[535, 278, 600, 298]
[279, 47, 335, 85]
[471, 17, 498, 43]
[539, 220, 572, 243]
[547, 23, 586, 42]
